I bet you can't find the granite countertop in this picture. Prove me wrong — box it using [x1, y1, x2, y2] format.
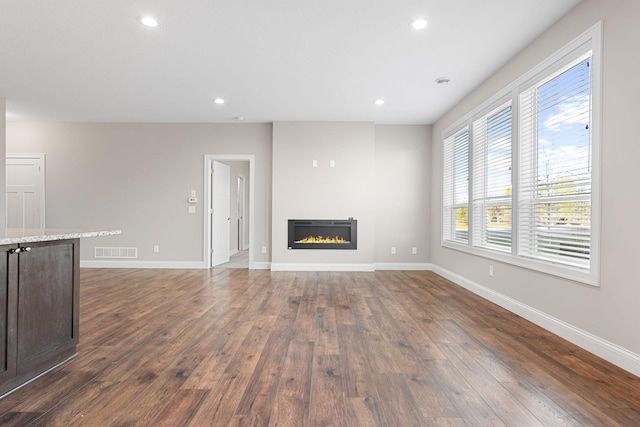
[0, 229, 122, 245]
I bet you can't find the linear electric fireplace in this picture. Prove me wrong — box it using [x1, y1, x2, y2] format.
[288, 219, 357, 250]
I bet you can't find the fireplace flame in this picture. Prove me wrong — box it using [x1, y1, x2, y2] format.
[297, 235, 348, 244]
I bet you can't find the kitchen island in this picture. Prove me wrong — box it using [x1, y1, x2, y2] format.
[0, 229, 121, 398]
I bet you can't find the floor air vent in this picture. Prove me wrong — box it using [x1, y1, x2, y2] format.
[94, 247, 138, 259]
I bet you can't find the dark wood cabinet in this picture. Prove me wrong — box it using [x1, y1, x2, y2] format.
[0, 249, 17, 384]
[0, 239, 80, 397]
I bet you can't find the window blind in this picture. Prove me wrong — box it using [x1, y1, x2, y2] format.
[518, 52, 592, 268]
[472, 103, 513, 251]
[443, 129, 469, 243]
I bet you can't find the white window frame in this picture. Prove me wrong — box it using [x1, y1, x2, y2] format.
[441, 22, 601, 286]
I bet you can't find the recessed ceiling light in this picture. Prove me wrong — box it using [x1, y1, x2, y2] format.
[138, 16, 159, 27]
[374, 99, 385, 106]
[435, 77, 451, 85]
[213, 98, 225, 105]
[409, 18, 428, 30]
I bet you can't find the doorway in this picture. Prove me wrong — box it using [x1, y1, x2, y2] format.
[6, 154, 46, 228]
[237, 173, 246, 251]
[204, 155, 255, 269]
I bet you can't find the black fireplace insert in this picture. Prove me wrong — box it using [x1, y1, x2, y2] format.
[288, 219, 357, 250]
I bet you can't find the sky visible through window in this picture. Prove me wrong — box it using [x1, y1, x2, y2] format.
[536, 55, 592, 194]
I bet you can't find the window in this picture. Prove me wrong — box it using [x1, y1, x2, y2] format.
[443, 129, 469, 243]
[472, 102, 512, 251]
[441, 23, 601, 285]
[519, 53, 592, 269]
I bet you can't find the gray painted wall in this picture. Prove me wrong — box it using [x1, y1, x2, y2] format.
[430, 0, 640, 355]
[271, 121, 376, 266]
[375, 125, 431, 264]
[6, 122, 273, 265]
[5, 121, 430, 269]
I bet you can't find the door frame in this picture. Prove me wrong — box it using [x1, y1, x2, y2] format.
[203, 154, 255, 269]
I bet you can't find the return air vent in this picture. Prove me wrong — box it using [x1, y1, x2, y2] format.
[94, 247, 138, 259]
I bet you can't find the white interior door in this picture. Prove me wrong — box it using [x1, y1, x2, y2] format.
[212, 161, 230, 266]
[6, 154, 45, 229]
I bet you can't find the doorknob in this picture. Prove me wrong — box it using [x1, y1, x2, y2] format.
[227, 217, 231, 220]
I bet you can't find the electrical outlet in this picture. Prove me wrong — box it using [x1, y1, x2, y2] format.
[412, 247, 417, 254]
[391, 247, 396, 255]
[489, 265, 494, 276]
[153, 245, 159, 253]
[188, 206, 196, 214]
[262, 246, 267, 254]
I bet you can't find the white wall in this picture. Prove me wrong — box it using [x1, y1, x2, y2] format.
[375, 125, 431, 266]
[271, 122, 376, 269]
[6, 122, 272, 266]
[430, 0, 640, 362]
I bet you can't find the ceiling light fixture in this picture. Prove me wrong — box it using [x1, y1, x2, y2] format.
[435, 77, 451, 85]
[213, 98, 225, 105]
[374, 99, 385, 106]
[409, 18, 428, 30]
[138, 16, 159, 27]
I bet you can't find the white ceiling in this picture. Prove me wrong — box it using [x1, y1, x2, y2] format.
[0, 0, 581, 124]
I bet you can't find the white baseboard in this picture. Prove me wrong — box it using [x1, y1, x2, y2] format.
[270, 263, 375, 272]
[375, 262, 433, 271]
[230, 249, 238, 256]
[430, 264, 640, 377]
[80, 260, 206, 269]
[250, 262, 271, 270]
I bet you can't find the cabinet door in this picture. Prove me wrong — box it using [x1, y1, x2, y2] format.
[17, 240, 79, 373]
[0, 246, 17, 382]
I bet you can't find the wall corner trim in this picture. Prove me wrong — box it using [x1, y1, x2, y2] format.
[430, 264, 640, 378]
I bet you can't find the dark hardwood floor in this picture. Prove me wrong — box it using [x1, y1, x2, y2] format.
[0, 268, 639, 426]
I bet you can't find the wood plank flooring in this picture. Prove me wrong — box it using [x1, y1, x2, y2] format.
[1, 268, 639, 426]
